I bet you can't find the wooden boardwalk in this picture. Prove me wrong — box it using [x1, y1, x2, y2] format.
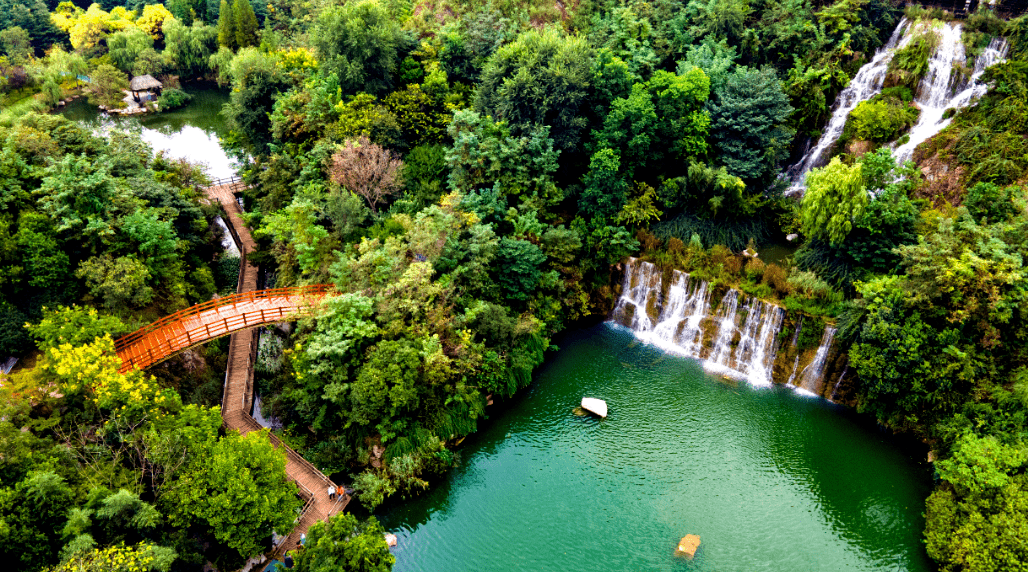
[114, 180, 348, 562]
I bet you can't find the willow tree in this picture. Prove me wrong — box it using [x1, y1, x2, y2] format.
[800, 157, 867, 245]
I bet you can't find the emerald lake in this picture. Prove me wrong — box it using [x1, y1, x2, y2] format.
[380, 325, 933, 572]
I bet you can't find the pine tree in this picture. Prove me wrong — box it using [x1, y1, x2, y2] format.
[234, 0, 258, 49]
[216, 0, 236, 49]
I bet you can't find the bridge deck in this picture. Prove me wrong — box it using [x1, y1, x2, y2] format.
[114, 180, 348, 564]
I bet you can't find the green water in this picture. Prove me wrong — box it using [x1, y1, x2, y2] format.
[381, 325, 934, 572]
[61, 85, 236, 178]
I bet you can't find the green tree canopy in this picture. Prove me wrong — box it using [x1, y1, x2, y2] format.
[708, 66, 794, 181]
[311, 0, 408, 96]
[475, 28, 595, 151]
[800, 156, 867, 245]
[294, 513, 394, 572]
[160, 430, 301, 569]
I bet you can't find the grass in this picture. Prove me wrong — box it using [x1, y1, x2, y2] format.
[0, 93, 47, 126]
[639, 231, 843, 318]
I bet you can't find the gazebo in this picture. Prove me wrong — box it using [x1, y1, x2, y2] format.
[129, 74, 162, 102]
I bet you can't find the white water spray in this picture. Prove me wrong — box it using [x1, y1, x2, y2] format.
[893, 30, 1008, 163]
[795, 327, 837, 396]
[785, 18, 909, 195]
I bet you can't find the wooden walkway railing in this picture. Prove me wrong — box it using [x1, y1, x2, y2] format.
[114, 286, 332, 374]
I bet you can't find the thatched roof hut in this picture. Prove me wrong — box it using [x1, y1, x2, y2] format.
[129, 74, 162, 93]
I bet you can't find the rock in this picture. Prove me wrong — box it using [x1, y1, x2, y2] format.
[677, 534, 701, 558]
[384, 533, 398, 547]
[786, 233, 799, 242]
[180, 349, 206, 372]
[927, 451, 936, 463]
[580, 397, 607, 418]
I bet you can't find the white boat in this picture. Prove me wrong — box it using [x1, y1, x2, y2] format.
[580, 397, 608, 418]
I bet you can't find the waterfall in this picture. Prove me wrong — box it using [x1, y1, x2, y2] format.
[611, 258, 663, 333]
[612, 258, 793, 387]
[893, 31, 1009, 163]
[829, 365, 849, 402]
[786, 355, 800, 386]
[795, 327, 837, 396]
[665, 273, 711, 357]
[706, 290, 740, 367]
[785, 18, 909, 195]
[728, 300, 785, 386]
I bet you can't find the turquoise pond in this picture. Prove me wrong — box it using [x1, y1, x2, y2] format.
[379, 325, 934, 572]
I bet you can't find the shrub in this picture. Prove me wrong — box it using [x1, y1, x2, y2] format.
[723, 255, 742, 274]
[667, 237, 685, 254]
[887, 23, 941, 90]
[744, 257, 766, 279]
[709, 244, 734, 269]
[352, 470, 396, 510]
[846, 98, 919, 143]
[762, 262, 791, 295]
[787, 268, 843, 303]
[157, 88, 191, 110]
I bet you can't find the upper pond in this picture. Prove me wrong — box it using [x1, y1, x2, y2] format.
[60, 85, 236, 179]
[381, 325, 933, 572]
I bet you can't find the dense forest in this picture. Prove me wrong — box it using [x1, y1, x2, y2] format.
[1, 0, 1027, 570]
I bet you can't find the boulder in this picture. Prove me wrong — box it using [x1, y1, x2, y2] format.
[786, 233, 799, 242]
[677, 534, 701, 558]
[384, 533, 398, 547]
[580, 397, 607, 418]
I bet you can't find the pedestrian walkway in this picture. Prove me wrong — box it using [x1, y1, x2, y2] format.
[113, 179, 348, 561]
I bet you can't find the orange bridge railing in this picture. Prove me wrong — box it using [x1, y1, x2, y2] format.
[114, 285, 334, 373]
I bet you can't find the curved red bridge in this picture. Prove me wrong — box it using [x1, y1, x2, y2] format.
[114, 285, 333, 373]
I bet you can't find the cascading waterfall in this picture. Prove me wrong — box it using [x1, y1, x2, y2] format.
[785, 18, 909, 195]
[733, 300, 785, 386]
[610, 258, 663, 332]
[786, 355, 801, 386]
[668, 274, 712, 356]
[829, 365, 849, 401]
[706, 290, 740, 367]
[796, 327, 837, 396]
[611, 258, 831, 389]
[893, 30, 1009, 163]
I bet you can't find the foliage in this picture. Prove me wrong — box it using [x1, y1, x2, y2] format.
[161, 429, 301, 568]
[329, 136, 404, 213]
[156, 88, 191, 110]
[844, 90, 919, 144]
[475, 28, 595, 151]
[49, 543, 176, 572]
[800, 157, 867, 245]
[886, 21, 941, 90]
[85, 64, 129, 109]
[294, 513, 395, 572]
[708, 66, 793, 181]
[311, 0, 408, 97]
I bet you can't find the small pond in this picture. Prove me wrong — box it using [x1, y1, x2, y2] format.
[61, 84, 237, 179]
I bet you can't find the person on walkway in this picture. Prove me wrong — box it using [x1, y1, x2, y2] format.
[328, 485, 336, 500]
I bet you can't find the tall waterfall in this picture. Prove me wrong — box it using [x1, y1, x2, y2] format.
[893, 30, 1009, 163]
[611, 258, 839, 391]
[785, 18, 909, 195]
